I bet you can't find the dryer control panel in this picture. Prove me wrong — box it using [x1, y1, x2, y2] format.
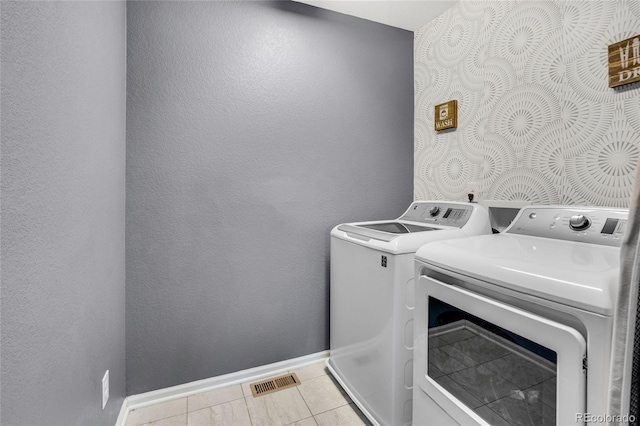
[399, 201, 475, 228]
[505, 205, 629, 246]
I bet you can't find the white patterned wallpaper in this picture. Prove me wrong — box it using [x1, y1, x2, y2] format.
[415, 0, 640, 207]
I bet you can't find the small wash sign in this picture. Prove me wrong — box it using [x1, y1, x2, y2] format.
[434, 100, 457, 131]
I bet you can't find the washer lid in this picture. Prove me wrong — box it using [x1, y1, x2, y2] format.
[356, 221, 439, 234]
[336, 222, 440, 243]
[415, 233, 620, 316]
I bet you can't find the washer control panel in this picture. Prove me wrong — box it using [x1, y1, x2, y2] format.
[506, 206, 628, 246]
[399, 202, 475, 228]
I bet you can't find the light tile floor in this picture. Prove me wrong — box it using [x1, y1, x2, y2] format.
[125, 362, 372, 426]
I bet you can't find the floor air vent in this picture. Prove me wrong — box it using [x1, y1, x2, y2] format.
[249, 372, 300, 398]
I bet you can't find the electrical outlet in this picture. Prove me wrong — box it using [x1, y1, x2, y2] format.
[467, 181, 479, 203]
[102, 370, 109, 410]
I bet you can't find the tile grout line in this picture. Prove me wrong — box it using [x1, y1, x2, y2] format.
[295, 383, 315, 419]
[241, 380, 256, 426]
[244, 395, 258, 426]
[184, 392, 251, 425]
[187, 395, 246, 414]
[242, 395, 254, 426]
[295, 371, 353, 422]
[129, 399, 188, 426]
[309, 400, 352, 417]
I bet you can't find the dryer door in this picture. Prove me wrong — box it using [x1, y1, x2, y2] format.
[414, 275, 587, 426]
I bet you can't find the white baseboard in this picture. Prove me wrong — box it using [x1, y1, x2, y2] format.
[115, 397, 129, 426]
[115, 350, 329, 425]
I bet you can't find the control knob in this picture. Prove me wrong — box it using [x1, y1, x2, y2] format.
[428, 206, 440, 217]
[569, 214, 591, 231]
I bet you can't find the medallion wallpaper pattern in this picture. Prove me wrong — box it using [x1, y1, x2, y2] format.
[415, 0, 640, 207]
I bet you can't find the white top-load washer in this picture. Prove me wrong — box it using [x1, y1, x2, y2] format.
[413, 205, 628, 426]
[327, 201, 491, 426]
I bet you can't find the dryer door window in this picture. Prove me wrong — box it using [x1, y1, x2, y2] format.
[420, 275, 587, 426]
[428, 297, 557, 425]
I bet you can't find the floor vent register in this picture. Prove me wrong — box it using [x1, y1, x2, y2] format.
[249, 372, 300, 398]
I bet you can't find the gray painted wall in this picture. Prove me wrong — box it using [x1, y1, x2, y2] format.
[126, 1, 414, 394]
[1, 2, 126, 425]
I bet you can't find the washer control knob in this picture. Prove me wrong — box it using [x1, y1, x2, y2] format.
[428, 206, 440, 217]
[569, 214, 591, 231]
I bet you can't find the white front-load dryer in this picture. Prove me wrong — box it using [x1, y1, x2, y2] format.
[412, 205, 628, 426]
[327, 201, 491, 426]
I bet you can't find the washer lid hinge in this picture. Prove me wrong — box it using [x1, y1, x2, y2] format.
[583, 356, 588, 371]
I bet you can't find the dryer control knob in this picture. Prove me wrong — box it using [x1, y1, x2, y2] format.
[569, 214, 591, 231]
[428, 206, 440, 217]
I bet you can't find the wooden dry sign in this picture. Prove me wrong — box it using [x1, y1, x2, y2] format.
[434, 100, 457, 131]
[608, 35, 640, 88]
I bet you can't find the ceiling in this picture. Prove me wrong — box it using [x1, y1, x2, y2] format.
[294, 0, 456, 32]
